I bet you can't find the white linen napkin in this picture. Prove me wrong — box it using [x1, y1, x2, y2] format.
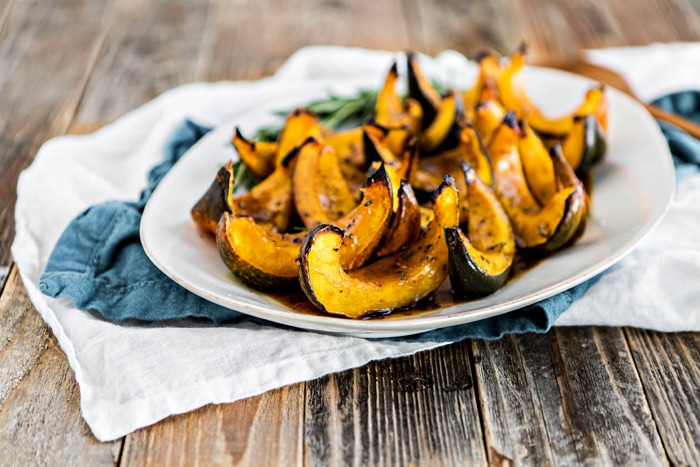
[12, 44, 700, 441]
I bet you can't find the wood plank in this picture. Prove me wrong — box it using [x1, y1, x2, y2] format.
[0, 266, 120, 466]
[401, 0, 523, 58]
[689, 0, 700, 15]
[72, 0, 211, 126]
[120, 385, 304, 466]
[606, 0, 700, 43]
[195, 0, 411, 83]
[626, 329, 700, 465]
[515, 0, 625, 51]
[0, 0, 109, 286]
[472, 328, 668, 465]
[303, 342, 488, 466]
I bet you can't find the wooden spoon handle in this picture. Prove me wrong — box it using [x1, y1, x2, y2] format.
[645, 103, 700, 140]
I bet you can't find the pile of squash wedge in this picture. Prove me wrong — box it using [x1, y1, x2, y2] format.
[191, 46, 608, 319]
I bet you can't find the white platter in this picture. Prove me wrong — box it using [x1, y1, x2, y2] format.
[141, 68, 675, 338]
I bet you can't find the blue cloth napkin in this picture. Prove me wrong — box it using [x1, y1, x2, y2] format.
[39, 92, 700, 339]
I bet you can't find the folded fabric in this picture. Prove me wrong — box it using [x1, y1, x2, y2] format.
[12, 45, 700, 441]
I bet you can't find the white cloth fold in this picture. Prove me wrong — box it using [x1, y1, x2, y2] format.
[12, 44, 700, 441]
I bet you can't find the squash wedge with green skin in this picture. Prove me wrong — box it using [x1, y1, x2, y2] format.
[229, 149, 298, 233]
[445, 163, 515, 298]
[217, 165, 395, 290]
[488, 113, 587, 252]
[560, 114, 607, 173]
[191, 160, 234, 234]
[549, 143, 590, 247]
[217, 214, 305, 290]
[293, 137, 358, 229]
[231, 128, 276, 180]
[298, 177, 459, 319]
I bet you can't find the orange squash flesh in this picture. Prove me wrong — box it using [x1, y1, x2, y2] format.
[276, 108, 323, 165]
[292, 138, 358, 229]
[228, 151, 296, 233]
[298, 178, 459, 319]
[231, 128, 276, 180]
[519, 120, 556, 206]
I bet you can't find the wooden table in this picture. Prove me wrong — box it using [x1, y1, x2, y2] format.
[1, 1, 699, 465]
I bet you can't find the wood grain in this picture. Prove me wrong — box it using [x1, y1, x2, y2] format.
[303, 341, 488, 466]
[626, 329, 700, 466]
[472, 328, 667, 465]
[401, 0, 523, 58]
[120, 385, 304, 466]
[606, 0, 700, 44]
[0, 267, 119, 466]
[73, 0, 211, 126]
[0, 0, 109, 286]
[196, 0, 412, 83]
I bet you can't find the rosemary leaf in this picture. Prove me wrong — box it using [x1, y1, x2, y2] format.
[254, 89, 378, 142]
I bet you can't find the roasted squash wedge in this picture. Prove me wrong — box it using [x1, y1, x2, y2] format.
[445, 163, 515, 298]
[407, 52, 442, 127]
[488, 113, 586, 251]
[519, 120, 556, 206]
[473, 99, 507, 147]
[413, 123, 492, 199]
[419, 90, 463, 154]
[336, 164, 395, 270]
[293, 137, 358, 228]
[217, 214, 304, 289]
[276, 108, 323, 165]
[363, 122, 418, 185]
[298, 177, 459, 318]
[231, 128, 276, 180]
[560, 114, 607, 173]
[229, 149, 297, 233]
[191, 160, 234, 234]
[374, 178, 422, 258]
[461, 123, 493, 186]
[497, 48, 608, 142]
[217, 165, 394, 290]
[375, 62, 406, 126]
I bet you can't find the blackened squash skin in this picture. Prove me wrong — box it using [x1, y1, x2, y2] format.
[191, 160, 234, 234]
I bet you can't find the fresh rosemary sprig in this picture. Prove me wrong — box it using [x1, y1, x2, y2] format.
[254, 89, 378, 142]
